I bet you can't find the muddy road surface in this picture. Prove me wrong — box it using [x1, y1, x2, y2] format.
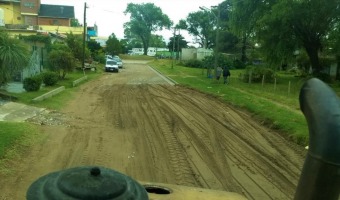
[0, 60, 306, 199]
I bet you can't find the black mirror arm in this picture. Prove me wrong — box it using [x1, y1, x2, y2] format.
[295, 78, 340, 200]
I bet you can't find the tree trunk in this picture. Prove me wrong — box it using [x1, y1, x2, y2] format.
[304, 41, 321, 74]
[241, 35, 247, 63]
[143, 40, 148, 56]
[139, 35, 148, 56]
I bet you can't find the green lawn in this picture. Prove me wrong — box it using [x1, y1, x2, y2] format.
[0, 121, 42, 174]
[10, 69, 102, 110]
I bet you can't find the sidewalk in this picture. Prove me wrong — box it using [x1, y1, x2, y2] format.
[0, 102, 45, 122]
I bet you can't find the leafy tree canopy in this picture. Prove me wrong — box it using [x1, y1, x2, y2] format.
[183, 10, 215, 48]
[167, 34, 188, 52]
[230, 0, 340, 73]
[105, 33, 122, 56]
[48, 43, 76, 79]
[65, 32, 90, 61]
[149, 34, 166, 48]
[87, 39, 102, 60]
[71, 18, 81, 27]
[124, 3, 172, 55]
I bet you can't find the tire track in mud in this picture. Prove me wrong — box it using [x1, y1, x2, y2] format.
[99, 84, 193, 184]
[187, 95, 302, 199]
[216, 114, 301, 199]
[147, 85, 240, 191]
[146, 84, 304, 199]
[0, 63, 306, 200]
[138, 85, 198, 187]
[200, 98, 303, 199]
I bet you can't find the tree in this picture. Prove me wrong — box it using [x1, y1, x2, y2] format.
[105, 33, 122, 56]
[71, 19, 81, 27]
[0, 29, 29, 87]
[230, 0, 264, 63]
[149, 34, 166, 48]
[215, 1, 239, 53]
[256, 1, 298, 68]
[48, 43, 76, 79]
[258, 0, 340, 73]
[123, 28, 143, 49]
[87, 39, 102, 60]
[183, 10, 215, 48]
[65, 32, 90, 62]
[231, 0, 340, 73]
[288, 0, 340, 73]
[124, 3, 172, 55]
[167, 34, 188, 58]
[327, 22, 340, 60]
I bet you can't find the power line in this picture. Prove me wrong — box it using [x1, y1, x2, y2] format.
[85, 4, 124, 15]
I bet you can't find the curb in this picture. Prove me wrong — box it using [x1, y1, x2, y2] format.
[73, 76, 88, 87]
[148, 66, 177, 86]
[32, 86, 65, 102]
[31, 76, 88, 102]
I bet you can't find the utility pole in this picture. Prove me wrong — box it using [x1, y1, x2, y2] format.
[82, 2, 87, 72]
[177, 29, 180, 61]
[171, 27, 176, 69]
[214, 5, 220, 79]
[199, 5, 220, 79]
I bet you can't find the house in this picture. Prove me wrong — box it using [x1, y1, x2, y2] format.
[0, 0, 83, 36]
[0, 0, 83, 84]
[182, 48, 213, 61]
[87, 24, 98, 38]
[129, 47, 169, 56]
[38, 4, 74, 26]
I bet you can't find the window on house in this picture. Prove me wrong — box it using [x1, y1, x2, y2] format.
[24, 2, 35, 8]
[17, 17, 21, 20]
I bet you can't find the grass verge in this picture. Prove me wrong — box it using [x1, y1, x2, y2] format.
[9, 69, 102, 110]
[0, 122, 43, 175]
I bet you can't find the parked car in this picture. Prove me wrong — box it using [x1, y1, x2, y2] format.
[105, 55, 113, 60]
[113, 58, 123, 68]
[105, 59, 119, 72]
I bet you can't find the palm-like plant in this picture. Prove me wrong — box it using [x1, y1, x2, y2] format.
[0, 30, 29, 87]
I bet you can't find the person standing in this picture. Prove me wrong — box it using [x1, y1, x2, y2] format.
[223, 66, 231, 84]
[216, 66, 223, 81]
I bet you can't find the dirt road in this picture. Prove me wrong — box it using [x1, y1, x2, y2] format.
[0, 60, 306, 200]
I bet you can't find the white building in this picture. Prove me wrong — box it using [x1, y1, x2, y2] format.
[129, 47, 169, 56]
[182, 48, 213, 61]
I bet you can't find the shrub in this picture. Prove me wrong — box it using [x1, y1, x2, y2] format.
[183, 59, 203, 68]
[233, 59, 246, 69]
[23, 75, 42, 92]
[202, 54, 233, 69]
[42, 71, 59, 86]
[94, 52, 106, 64]
[242, 66, 276, 83]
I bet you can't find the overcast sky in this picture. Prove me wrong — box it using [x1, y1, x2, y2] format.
[41, 0, 224, 46]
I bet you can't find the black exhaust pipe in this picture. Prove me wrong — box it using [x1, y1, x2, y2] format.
[295, 78, 340, 200]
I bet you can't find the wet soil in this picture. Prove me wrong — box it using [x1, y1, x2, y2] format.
[0, 60, 306, 200]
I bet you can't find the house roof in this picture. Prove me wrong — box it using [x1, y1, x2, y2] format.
[39, 4, 75, 19]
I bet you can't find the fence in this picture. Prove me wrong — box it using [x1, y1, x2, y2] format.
[223, 73, 306, 109]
